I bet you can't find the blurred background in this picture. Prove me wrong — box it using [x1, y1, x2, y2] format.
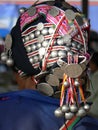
[0, 0, 98, 93]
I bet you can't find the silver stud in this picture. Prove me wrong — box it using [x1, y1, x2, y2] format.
[35, 30, 40, 37]
[37, 35, 44, 43]
[54, 108, 63, 117]
[29, 58, 33, 64]
[65, 112, 74, 120]
[26, 46, 32, 53]
[31, 44, 36, 51]
[48, 27, 55, 34]
[41, 28, 48, 35]
[42, 40, 49, 47]
[62, 104, 69, 113]
[51, 51, 57, 58]
[58, 51, 66, 58]
[29, 33, 35, 39]
[25, 36, 29, 42]
[37, 22, 44, 31]
[57, 38, 64, 45]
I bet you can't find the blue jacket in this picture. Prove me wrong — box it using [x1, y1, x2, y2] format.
[0, 90, 98, 130]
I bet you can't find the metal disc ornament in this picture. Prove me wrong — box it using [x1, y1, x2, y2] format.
[27, 6, 36, 16]
[53, 67, 64, 79]
[37, 83, 54, 96]
[64, 64, 83, 78]
[65, 9, 76, 21]
[45, 74, 59, 86]
[48, 7, 60, 17]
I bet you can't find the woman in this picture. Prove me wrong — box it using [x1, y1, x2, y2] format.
[0, 0, 98, 130]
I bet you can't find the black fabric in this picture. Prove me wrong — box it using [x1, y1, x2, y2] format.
[11, 18, 40, 76]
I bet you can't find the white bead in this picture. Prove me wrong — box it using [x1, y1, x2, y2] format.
[35, 30, 40, 37]
[58, 51, 66, 57]
[57, 38, 63, 45]
[6, 58, 13, 66]
[29, 33, 34, 39]
[31, 45, 36, 51]
[39, 47, 46, 57]
[25, 36, 29, 42]
[33, 56, 39, 63]
[37, 43, 41, 49]
[26, 46, 31, 53]
[51, 51, 57, 58]
[41, 28, 48, 35]
[42, 40, 49, 47]
[29, 58, 33, 64]
[48, 27, 55, 34]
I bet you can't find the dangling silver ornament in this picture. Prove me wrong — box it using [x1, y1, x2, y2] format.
[61, 104, 70, 113]
[6, 58, 13, 66]
[64, 81, 69, 88]
[76, 107, 86, 117]
[1, 52, 7, 62]
[84, 103, 90, 111]
[65, 112, 74, 120]
[54, 108, 63, 118]
[70, 104, 78, 113]
[74, 80, 80, 87]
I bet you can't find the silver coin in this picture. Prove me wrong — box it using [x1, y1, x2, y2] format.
[64, 64, 83, 78]
[37, 22, 44, 31]
[5, 34, 12, 52]
[65, 9, 76, 21]
[53, 67, 64, 79]
[37, 35, 44, 43]
[46, 74, 59, 86]
[41, 28, 48, 35]
[27, 6, 36, 16]
[35, 30, 40, 37]
[48, 7, 60, 17]
[37, 83, 54, 96]
[29, 33, 35, 39]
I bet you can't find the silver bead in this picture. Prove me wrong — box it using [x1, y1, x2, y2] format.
[37, 22, 44, 31]
[41, 28, 48, 35]
[58, 51, 66, 58]
[76, 107, 86, 117]
[35, 30, 40, 37]
[84, 103, 90, 111]
[37, 35, 44, 43]
[57, 38, 64, 45]
[70, 104, 78, 113]
[42, 40, 49, 47]
[51, 51, 57, 58]
[1, 52, 7, 62]
[36, 43, 42, 49]
[26, 46, 32, 53]
[29, 33, 34, 39]
[29, 58, 33, 64]
[54, 108, 63, 118]
[62, 104, 69, 113]
[33, 56, 39, 63]
[65, 112, 74, 120]
[31, 44, 36, 51]
[48, 27, 55, 34]
[6, 58, 13, 66]
[25, 36, 29, 42]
